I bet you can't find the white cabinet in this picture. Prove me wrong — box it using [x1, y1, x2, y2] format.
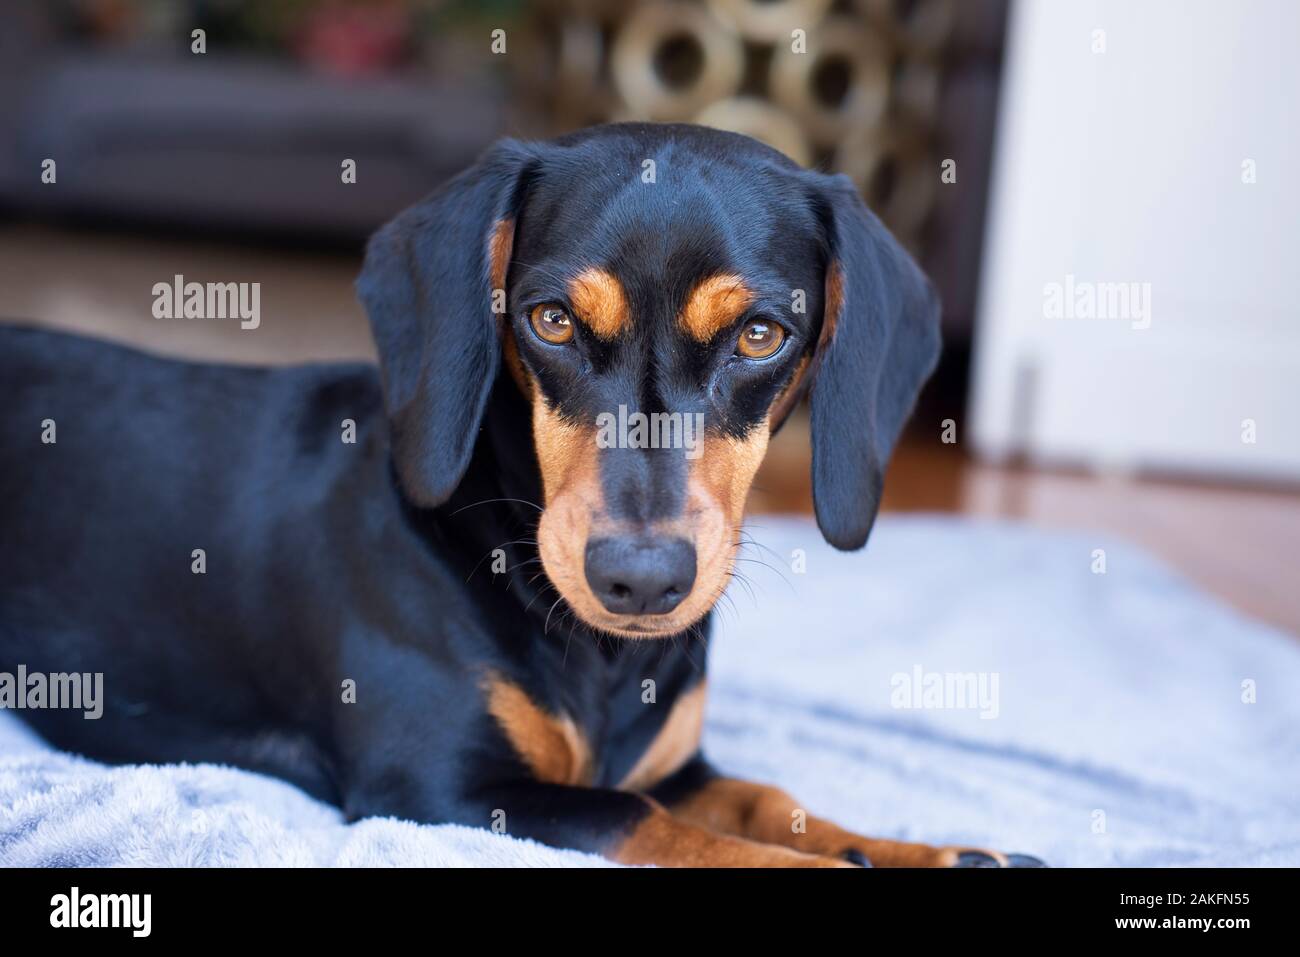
[971, 0, 1300, 482]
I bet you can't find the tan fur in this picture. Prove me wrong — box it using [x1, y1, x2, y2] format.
[531, 400, 623, 631]
[761, 259, 843, 428]
[488, 218, 515, 294]
[689, 428, 769, 527]
[810, 260, 843, 372]
[649, 425, 771, 624]
[534, 406, 772, 638]
[482, 672, 593, 786]
[489, 217, 535, 400]
[502, 333, 535, 400]
[520, 269, 797, 639]
[679, 274, 754, 342]
[768, 355, 810, 428]
[531, 400, 595, 504]
[617, 681, 708, 792]
[613, 803, 849, 867]
[669, 777, 1011, 867]
[568, 268, 630, 339]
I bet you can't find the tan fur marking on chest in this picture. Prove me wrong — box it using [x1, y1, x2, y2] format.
[484, 675, 593, 786]
[618, 681, 708, 792]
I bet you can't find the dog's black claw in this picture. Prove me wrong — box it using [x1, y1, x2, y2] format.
[842, 849, 873, 867]
[1005, 853, 1048, 868]
[954, 851, 1001, 868]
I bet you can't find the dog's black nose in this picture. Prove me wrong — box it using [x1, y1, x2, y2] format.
[584, 536, 696, 616]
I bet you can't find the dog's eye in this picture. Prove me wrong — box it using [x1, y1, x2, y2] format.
[529, 304, 574, 345]
[735, 320, 785, 360]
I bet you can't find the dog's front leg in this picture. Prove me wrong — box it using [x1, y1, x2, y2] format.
[654, 759, 1045, 868]
[465, 782, 850, 867]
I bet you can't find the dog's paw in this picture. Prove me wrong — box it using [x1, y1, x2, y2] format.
[944, 848, 1048, 868]
[827, 835, 1046, 867]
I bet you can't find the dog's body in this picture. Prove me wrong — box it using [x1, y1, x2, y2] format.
[0, 325, 699, 821]
[1, 124, 1041, 866]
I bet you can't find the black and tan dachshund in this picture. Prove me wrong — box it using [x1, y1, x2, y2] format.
[0, 123, 1042, 867]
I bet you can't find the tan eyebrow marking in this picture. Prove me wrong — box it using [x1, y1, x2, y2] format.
[567, 267, 631, 339]
[679, 273, 754, 342]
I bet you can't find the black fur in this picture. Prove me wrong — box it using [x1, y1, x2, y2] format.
[807, 173, 942, 550]
[0, 123, 939, 859]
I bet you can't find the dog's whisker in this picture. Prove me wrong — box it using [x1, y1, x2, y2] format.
[735, 526, 785, 560]
[730, 556, 796, 596]
[725, 566, 758, 605]
[505, 557, 542, 577]
[449, 497, 543, 516]
[508, 256, 578, 291]
[681, 641, 702, 674]
[562, 616, 575, 667]
[465, 537, 544, 584]
[522, 578, 559, 616]
[543, 596, 566, 636]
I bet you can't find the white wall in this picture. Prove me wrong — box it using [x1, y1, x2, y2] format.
[971, 0, 1300, 482]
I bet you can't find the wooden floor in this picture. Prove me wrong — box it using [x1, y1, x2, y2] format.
[4, 223, 1298, 636]
[756, 421, 1300, 637]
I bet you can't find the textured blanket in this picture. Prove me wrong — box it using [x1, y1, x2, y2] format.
[2, 516, 1297, 866]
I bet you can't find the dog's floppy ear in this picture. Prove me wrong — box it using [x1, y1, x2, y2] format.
[805, 173, 942, 551]
[356, 139, 538, 507]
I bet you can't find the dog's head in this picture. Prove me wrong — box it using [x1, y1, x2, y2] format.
[357, 124, 939, 638]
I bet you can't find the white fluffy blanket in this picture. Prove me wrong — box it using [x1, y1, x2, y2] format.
[3, 516, 1297, 866]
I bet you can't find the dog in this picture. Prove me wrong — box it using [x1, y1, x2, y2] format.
[0, 123, 1042, 867]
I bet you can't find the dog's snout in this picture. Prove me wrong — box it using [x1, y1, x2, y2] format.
[584, 536, 696, 616]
